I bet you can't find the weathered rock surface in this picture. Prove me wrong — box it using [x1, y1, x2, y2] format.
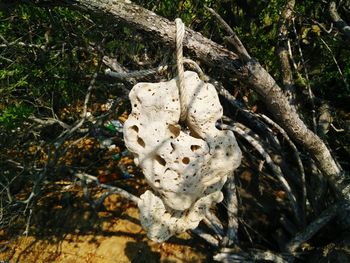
[124, 71, 241, 242]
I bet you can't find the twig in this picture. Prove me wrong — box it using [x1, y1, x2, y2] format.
[29, 115, 71, 130]
[204, 5, 251, 63]
[212, 80, 246, 110]
[259, 114, 306, 226]
[286, 202, 346, 254]
[191, 227, 219, 247]
[23, 208, 32, 236]
[0, 181, 13, 204]
[73, 171, 140, 204]
[329, 1, 350, 40]
[18, 61, 102, 207]
[56, 67, 99, 144]
[215, 85, 282, 152]
[105, 65, 167, 80]
[204, 210, 225, 239]
[276, 0, 296, 104]
[213, 249, 251, 263]
[319, 37, 350, 91]
[214, 247, 291, 263]
[222, 175, 239, 246]
[292, 17, 317, 132]
[0, 41, 46, 50]
[220, 123, 301, 223]
[183, 58, 208, 81]
[0, 54, 13, 63]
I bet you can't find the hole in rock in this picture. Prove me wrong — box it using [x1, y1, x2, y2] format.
[130, 125, 139, 133]
[182, 157, 190, 164]
[170, 142, 176, 154]
[168, 124, 180, 138]
[137, 136, 145, 148]
[154, 179, 160, 187]
[190, 145, 201, 152]
[155, 155, 166, 166]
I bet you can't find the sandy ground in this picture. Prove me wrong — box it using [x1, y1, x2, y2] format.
[1, 193, 209, 263]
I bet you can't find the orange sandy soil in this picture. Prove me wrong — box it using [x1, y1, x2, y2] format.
[0, 107, 212, 263]
[0, 192, 210, 263]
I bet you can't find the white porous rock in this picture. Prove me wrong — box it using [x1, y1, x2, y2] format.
[123, 71, 242, 242]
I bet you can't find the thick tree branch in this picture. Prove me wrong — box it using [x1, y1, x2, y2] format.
[9, 0, 347, 203]
[276, 0, 296, 104]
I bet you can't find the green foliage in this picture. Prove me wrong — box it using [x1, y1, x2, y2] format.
[0, 5, 99, 108]
[134, 0, 350, 99]
[0, 103, 33, 128]
[1, 0, 349, 124]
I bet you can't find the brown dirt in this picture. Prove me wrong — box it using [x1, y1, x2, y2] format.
[0, 192, 210, 263]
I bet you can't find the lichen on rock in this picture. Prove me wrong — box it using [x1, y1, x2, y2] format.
[123, 71, 241, 242]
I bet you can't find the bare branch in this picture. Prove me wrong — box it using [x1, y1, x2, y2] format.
[9, 0, 342, 197]
[330, 1, 350, 40]
[105, 65, 167, 80]
[291, 18, 317, 132]
[222, 175, 239, 246]
[73, 171, 140, 204]
[204, 210, 225, 239]
[319, 37, 350, 91]
[276, 0, 296, 103]
[220, 122, 301, 223]
[214, 247, 290, 263]
[204, 5, 251, 63]
[259, 114, 307, 226]
[286, 202, 348, 254]
[191, 228, 219, 247]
